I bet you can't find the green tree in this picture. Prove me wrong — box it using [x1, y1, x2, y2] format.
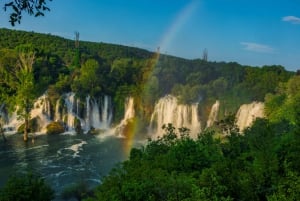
[16, 45, 37, 141]
[75, 59, 102, 97]
[0, 45, 37, 141]
[0, 172, 54, 201]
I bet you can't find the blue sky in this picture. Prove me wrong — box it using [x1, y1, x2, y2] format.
[1, 0, 300, 71]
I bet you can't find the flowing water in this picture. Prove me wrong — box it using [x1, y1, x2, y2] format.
[0, 92, 265, 200]
[0, 133, 130, 200]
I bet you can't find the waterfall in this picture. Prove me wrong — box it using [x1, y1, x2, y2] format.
[90, 98, 101, 129]
[206, 100, 220, 128]
[114, 97, 135, 137]
[85, 95, 113, 131]
[30, 94, 52, 133]
[149, 95, 201, 139]
[64, 93, 77, 131]
[2, 93, 115, 134]
[1, 94, 53, 133]
[85, 95, 91, 131]
[100, 96, 113, 129]
[235, 102, 264, 131]
[54, 99, 61, 122]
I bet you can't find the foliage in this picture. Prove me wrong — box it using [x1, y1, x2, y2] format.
[0, 172, 54, 201]
[17, 116, 40, 133]
[0, 44, 38, 141]
[3, 0, 52, 26]
[61, 180, 90, 201]
[85, 114, 300, 201]
[265, 75, 300, 125]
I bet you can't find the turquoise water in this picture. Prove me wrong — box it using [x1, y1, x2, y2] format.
[0, 133, 129, 200]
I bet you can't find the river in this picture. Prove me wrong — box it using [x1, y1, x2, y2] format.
[0, 133, 133, 200]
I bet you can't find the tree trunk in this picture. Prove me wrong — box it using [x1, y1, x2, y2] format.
[24, 118, 29, 141]
[0, 129, 6, 142]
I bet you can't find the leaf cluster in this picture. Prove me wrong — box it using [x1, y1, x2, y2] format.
[4, 0, 52, 26]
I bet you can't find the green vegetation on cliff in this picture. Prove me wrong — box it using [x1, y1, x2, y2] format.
[0, 28, 294, 126]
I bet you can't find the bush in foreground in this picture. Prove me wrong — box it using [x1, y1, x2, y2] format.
[0, 172, 54, 201]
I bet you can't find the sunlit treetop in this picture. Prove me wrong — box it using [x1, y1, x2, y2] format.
[3, 0, 52, 26]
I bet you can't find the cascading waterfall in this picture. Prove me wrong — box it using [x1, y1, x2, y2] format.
[63, 93, 77, 131]
[2, 93, 114, 134]
[100, 96, 113, 130]
[30, 94, 52, 133]
[90, 97, 101, 130]
[206, 100, 220, 128]
[1, 91, 266, 137]
[114, 97, 135, 137]
[85, 95, 113, 131]
[3, 94, 52, 133]
[54, 99, 61, 122]
[235, 102, 264, 131]
[149, 95, 201, 139]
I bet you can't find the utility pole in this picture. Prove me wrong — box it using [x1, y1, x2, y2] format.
[202, 48, 208, 62]
[75, 31, 80, 49]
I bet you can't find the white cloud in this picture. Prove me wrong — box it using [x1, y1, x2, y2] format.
[282, 16, 300, 24]
[240, 42, 275, 54]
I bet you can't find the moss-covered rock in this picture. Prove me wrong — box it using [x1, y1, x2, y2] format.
[46, 122, 65, 135]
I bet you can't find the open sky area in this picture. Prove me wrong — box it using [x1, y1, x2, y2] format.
[1, 0, 300, 71]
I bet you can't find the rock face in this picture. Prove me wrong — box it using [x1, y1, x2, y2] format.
[235, 102, 265, 131]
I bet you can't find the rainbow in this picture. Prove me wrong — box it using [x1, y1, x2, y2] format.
[122, 0, 199, 155]
[159, 0, 199, 54]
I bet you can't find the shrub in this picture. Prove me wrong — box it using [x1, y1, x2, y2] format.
[0, 172, 54, 201]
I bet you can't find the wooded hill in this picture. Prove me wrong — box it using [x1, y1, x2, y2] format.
[0, 28, 295, 123]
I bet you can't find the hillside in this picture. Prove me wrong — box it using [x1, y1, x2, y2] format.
[0, 28, 295, 136]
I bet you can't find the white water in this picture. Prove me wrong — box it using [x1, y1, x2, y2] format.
[65, 140, 87, 158]
[206, 100, 220, 128]
[55, 93, 113, 133]
[3, 93, 114, 134]
[30, 94, 52, 133]
[149, 95, 201, 139]
[3, 95, 52, 134]
[235, 102, 264, 131]
[64, 93, 77, 131]
[113, 97, 135, 137]
[85, 95, 113, 131]
[54, 99, 61, 122]
[2, 91, 265, 137]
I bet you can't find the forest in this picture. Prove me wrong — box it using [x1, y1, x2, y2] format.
[0, 28, 294, 124]
[0, 28, 300, 200]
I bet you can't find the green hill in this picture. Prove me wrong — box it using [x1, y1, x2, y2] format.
[0, 28, 295, 124]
